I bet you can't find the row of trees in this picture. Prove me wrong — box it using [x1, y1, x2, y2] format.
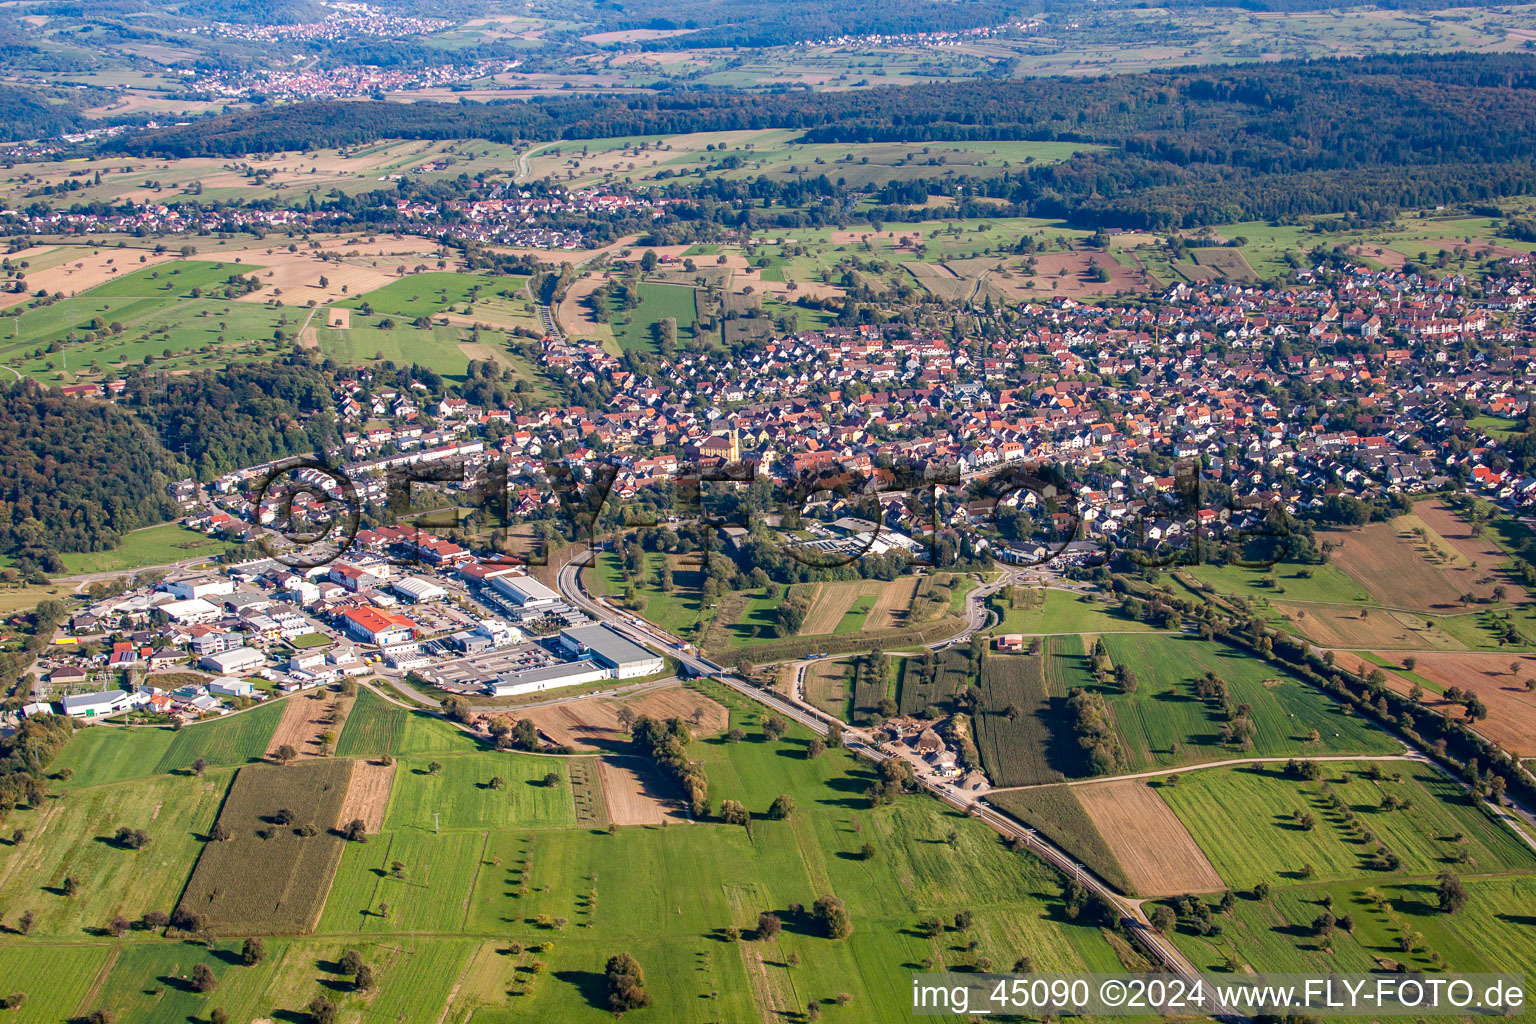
[630, 715, 709, 818]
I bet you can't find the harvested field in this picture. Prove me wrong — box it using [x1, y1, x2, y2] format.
[1415, 500, 1531, 602]
[177, 758, 354, 934]
[1274, 603, 1465, 650]
[800, 583, 856, 635]
[0, 245, 177, 308]
[598, 755, 688, 825]
[1350, 244, 1408, 270]
[327, 307, 351, 328]
[581, 27, 696, 43]
[1383, 651, 1536, 756]
[993, 250, 1156, 300]
[1191, 247, 1259, 282]
[798, 579, 916, 636]
[517, 684, 727, 753]
[553, 272, 616, 345]
[1325, 519, 1508, 611]
[1073, 779, 1224, 896]
[237, 255, 397, 307]
[802, 657, 854, 719]
[986, 784, 1134, 895]
[337, 758, 395, 833]
[866, 577, 920, 631]
[268, 689, 353, 759]
[905, 261, 971, 302]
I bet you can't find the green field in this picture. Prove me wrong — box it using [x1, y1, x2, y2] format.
[585, 549, 706, 638]
[54, 935, 478, 1024]
[87, 260, 260, 299]
[1098, 633, 1399, 770]
[338, 271, 509, 318]
[986, 784, 1135, 896]
[56, 522, 238, 575]
[153, 700, 286, 775]
[0, 769, 232, 937]
[0, 945, 114, 1022]
[316, 322, 477, 378]
[1160, 761, 1536, 890]
[607, 281, 702, 355]
[1169, 874, 1536, 982]
[1184, 560, 1374, 607]
[987, 588, 1160, 635]
[20, 676, 1453, 1021]
[384, 753, 576, 831]
[0, 258, 326, 386]
[50, 724, 177, 787]
[319, 828, 489, 934]
[49, 702, 284, 787]
[336, 689, 479, 759]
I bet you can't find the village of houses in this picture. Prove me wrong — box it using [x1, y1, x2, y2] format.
[15, 244, 1536, 727]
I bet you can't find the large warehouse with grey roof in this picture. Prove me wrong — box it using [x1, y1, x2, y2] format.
[559, 624, 665, 679]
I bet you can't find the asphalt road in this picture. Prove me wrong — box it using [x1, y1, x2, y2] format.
[551, 550, 1231, 999]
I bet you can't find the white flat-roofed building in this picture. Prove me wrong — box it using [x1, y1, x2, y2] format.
[164, 577, 236, 601]
[490, 574, 560, 608]
[394, 577, 447, 603]
[199, 646, 266, 675]
[62, 689, 134, 718]
[487, 661, 608, 697]
[160, 598, 222, 625]
[209, 677, 255, 698]
[558, 624, 665, 679]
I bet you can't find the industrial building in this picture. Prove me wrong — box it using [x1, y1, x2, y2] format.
[163, 577, 236, 601]
[559, 624, 665, 679]
[339, 606, 418, 645]
[393, 577, 447, 603]
[198, 646, 267, 675]
[159, 598, 222, 625]
[61, 690, 135, 718]
[490, 574, 560, 608]
[486, 661, 609, 697]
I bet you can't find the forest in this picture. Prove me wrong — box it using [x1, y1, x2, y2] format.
[124, 360, 342, 481]
[559, 0, 1503, 50]
[0, 381, 179, 572]
[106, 53, 1536, 228]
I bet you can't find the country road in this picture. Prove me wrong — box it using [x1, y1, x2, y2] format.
[986, 751, 1425, 792]
[58, 554, 224, 592]
[382, 669, 677, 715]
[551, 549, 1236, 1007]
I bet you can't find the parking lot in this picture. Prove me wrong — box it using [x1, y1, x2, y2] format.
[422, 641, 555, 691]
[410, 602, 475, 634]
